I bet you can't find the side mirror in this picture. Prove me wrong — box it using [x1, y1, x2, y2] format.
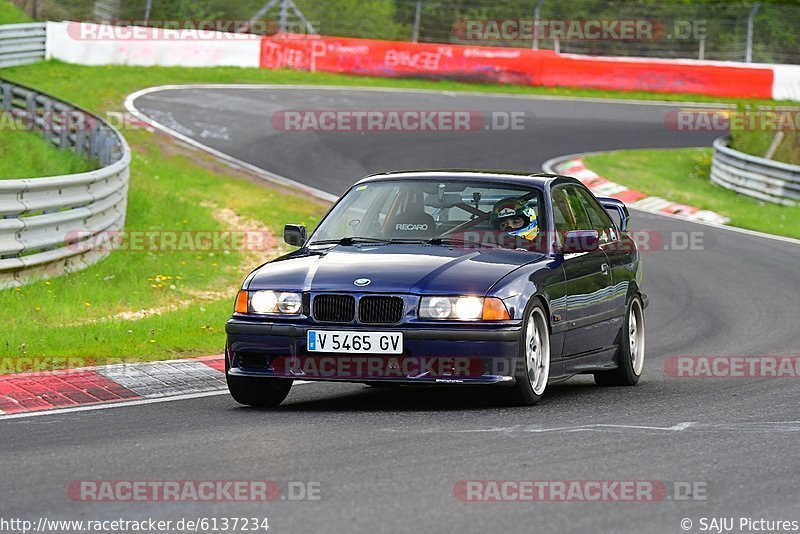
[561, 230, 600, 254]
[284, 224, 307, 247]
[597, 197, 630, 231]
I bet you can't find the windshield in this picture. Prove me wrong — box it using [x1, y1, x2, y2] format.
[309, 179, 547, 251]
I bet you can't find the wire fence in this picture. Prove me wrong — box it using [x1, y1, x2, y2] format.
[9, 0, 800, 64]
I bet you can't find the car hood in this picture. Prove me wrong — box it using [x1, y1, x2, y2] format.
[247, 244, 544, 295]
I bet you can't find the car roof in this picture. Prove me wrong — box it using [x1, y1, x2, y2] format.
[355, 170, 580, 189]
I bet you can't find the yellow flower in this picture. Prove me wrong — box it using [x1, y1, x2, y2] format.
[84, 302, 91, 307]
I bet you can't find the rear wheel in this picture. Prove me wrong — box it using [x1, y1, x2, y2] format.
[505, 302, 550, 406]
[594, 295, 645, 386]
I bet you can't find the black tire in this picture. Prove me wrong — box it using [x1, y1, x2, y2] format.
[504, 300, 550, 406]
[594, 295, 645, 387]
[226, 373, 293, 407]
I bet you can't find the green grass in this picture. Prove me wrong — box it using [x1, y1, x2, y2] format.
[0, 63, 332, 367]
[0, 59, 788, 370]
[1, 128, 327, 364]
[583, 148, 800, 239]
[730, 130, 800, 166]
[0, 130, 97, 178]
[0, 0, 32, 24]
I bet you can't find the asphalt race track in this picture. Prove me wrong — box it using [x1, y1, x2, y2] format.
[3, 87, 799, 534]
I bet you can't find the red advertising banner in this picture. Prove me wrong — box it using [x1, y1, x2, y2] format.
[260, 34, 774, 99]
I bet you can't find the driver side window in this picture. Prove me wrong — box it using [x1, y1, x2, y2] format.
[575, 187, 617, 244]
[551, 186, 593, 242]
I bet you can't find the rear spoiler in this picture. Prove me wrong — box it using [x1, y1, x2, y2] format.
[597, 197, 630, 231]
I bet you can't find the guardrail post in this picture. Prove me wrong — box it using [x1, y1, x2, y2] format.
[745, 3, 761, 63]
[1, 82, 10, 111]
[412, 0, 422, 43]
[532, 0, 545, 50]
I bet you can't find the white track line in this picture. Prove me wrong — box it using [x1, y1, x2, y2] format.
[0, 381, 313, 421]
[385, 421, 800, 434]
[125, 83, 738, 108]
[0, 390, 231, 420]
[124, 86, 338, 203]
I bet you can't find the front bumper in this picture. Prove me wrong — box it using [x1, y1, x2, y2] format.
[225, 318, 522, 385]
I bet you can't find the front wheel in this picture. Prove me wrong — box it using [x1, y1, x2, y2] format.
[594, 295, 645, 386]
[227, 374, 293, 407]
[504, 302, 551, 406]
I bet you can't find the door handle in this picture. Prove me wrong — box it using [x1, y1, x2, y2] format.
[601, 263, 610, 275]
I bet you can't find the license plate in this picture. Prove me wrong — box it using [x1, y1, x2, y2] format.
[307, 330, 403, 354]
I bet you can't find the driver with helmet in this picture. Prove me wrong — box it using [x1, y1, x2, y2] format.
[490, 197, 539, 241]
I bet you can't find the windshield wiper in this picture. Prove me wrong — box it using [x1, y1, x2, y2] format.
[309, 237, 393, 246]
[427, 237, 499, 249]
[311, 236, 494, 248]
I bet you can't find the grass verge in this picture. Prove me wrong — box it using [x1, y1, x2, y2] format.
[0, 0, 32, 24]
[730, 131, 800, 166]
[1, 64, 331, 368]
[0, 129, 97, 178]
[583, 148, 800, 239]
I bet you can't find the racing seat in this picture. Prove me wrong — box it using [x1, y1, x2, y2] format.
[386, 192, 437, 239]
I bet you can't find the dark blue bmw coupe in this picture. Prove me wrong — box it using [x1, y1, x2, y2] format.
[225, 170, 647, 407]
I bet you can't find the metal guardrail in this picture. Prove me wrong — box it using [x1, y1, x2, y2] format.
[0, 78, 131, 287]
[0, 23, 46, 68]
[711, 136, 800, 206]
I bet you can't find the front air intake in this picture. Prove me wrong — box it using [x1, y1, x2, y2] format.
[359, 296, 404, 324]
[312, 294, 356, 323]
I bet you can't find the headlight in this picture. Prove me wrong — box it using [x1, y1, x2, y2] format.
[235, 290, 303, 315]
[419, 296, 509, 321]
[277, 292, 302, 314]
[454, 297, 483, 320]
[423, 296, 452, 319]
[250, 290, 278, 313]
